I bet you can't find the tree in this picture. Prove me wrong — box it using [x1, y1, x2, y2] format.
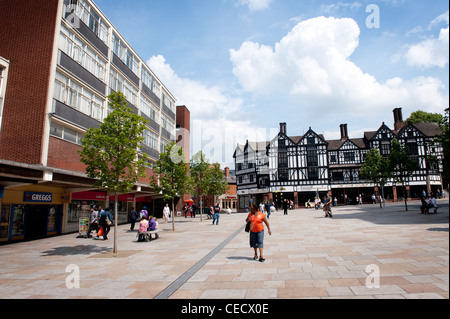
[207, 163, 230, 205]
[79, 91, 148, 253]
[406, 110, 444, 125]
[190, 151, 211, 221]
[388, 139, 418, 211]
[360, 148, 390, 208]
[149, 142, 192, 231]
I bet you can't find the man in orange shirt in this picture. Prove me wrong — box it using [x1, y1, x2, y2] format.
[246, 205, 272, 262]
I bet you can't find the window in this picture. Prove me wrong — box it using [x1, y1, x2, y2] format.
[163, 93, 175, 113]
[142, 68, 161, 98]
[68, 0, 109, 44]
[330, 154, 337, 163]
[59, 24, 106, 82]
[54, 71, 104, 121]
[161, 113, 175, 137]
[332, 171, 344, 181]
[279, 169, 288, 181]
[307, 150, 318, 166]
[112, 33, 139, 75]
[343, 151, 355, 162]
[50, 121, 83, 145]
[407, 143, 418, 156]
[278, 152, 288, 168]
[109, 69, 138, 105]
[142, 129, 159, 151]
[308, 168, 319, 180]
[381, 142, 390, 156]
[140, 95, 158, 122]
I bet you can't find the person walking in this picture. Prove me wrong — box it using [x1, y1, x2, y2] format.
[282, 199, 288, 215]
[86, 207, 99, 238]
[212, 203, 220, 225]
[129, 207, 138, 231]
[183, 204, 189, 218]
[246, 204, 272, 262]
[98, 207, 114, 240]
[163, 204, 171, 223]
[323, 194, 333, 218]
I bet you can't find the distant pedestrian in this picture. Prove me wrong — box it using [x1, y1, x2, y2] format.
[212, 203, 220, 225]
[140, 207, 148, 220]
[183, 204, 189, 218]
[323, 195, 333, 218]
[99, 207, 114, 240]
[283, 199, 288, 215]
[191, 203, 197, 218]
[130, 207, 138, 231]
[246, 204, 272, 262]
[163, 204, 170, 223]
[87, 207, 99, 238]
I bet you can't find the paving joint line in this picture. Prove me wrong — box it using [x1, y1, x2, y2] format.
[154, 225, 245, 299]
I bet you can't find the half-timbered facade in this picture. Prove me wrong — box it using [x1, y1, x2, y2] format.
[234, 109, 444, 210]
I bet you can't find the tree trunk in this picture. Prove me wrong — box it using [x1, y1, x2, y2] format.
[172, 200, 175, 232]
[114, 193, 118, 253]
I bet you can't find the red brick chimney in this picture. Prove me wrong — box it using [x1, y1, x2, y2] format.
[224, 167, 230, 177]
[393, 108, 405, 131]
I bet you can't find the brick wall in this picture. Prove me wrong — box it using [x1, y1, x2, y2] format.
[47, 137, 86, 173]
[0, 0, 59, 164]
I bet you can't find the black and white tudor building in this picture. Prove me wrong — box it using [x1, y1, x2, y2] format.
[233, 108, 444, 210]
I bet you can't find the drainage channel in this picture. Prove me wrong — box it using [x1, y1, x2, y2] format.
[154, 225, 245, 299]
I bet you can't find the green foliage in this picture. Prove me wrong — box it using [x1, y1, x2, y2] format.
[79, 91, 149, 252]
[149, 142, 192, 230]
[388, 139, 419, 211]
[406, 110, 444, 125]
[208, 163, 229, 197]
[79, 91, 149, 195]
[360, 148, 390, 207]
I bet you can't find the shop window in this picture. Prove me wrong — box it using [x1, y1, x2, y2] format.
[0, 205, 10, 240]
[11, 205, 25, 237]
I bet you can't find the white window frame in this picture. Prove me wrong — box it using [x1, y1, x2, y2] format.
[54, 71, 104, 121]
[0, 57, 10, 134]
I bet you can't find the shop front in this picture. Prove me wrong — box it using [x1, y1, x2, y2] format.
[0, 188, 64, 243]
[67, 191, 108, 233]
[109, 193, 136, 224]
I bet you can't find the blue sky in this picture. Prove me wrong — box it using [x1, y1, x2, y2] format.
[94, 0, 449, 167]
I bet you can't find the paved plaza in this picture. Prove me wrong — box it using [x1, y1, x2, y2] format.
[0, 200, 448, 300]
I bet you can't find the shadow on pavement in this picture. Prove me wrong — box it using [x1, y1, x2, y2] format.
[40, 245, 110, 256]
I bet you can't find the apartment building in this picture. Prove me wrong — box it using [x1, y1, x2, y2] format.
[234, 108, 444, 210]
[0, 0, 177, 243]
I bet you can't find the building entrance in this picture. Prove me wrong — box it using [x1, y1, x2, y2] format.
[25, 205, 49, 239]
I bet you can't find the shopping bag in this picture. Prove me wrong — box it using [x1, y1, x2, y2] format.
[97, 227, 104, 237]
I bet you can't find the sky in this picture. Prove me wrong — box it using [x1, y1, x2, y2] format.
[94, 0, 449, 168]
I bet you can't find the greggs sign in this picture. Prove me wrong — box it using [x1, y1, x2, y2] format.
[24, 192, 53, 203]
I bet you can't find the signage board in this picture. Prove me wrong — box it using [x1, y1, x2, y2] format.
[23, 192, 52, 203]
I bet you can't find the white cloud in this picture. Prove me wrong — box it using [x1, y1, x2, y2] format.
[147, 55, 258, 166]
[320, 1, 362, 14]
[239, 0, 272, 12]
[230, 16, 449, 118]
[406, 26, 449, 68]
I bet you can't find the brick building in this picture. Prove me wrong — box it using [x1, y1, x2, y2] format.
[0, 0, 177, 243]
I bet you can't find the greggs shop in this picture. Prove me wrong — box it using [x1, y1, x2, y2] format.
[0, 185, 64, 243]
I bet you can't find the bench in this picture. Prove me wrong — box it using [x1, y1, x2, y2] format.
[137, 230, 160, 242]
[430, 206, 439, 214]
